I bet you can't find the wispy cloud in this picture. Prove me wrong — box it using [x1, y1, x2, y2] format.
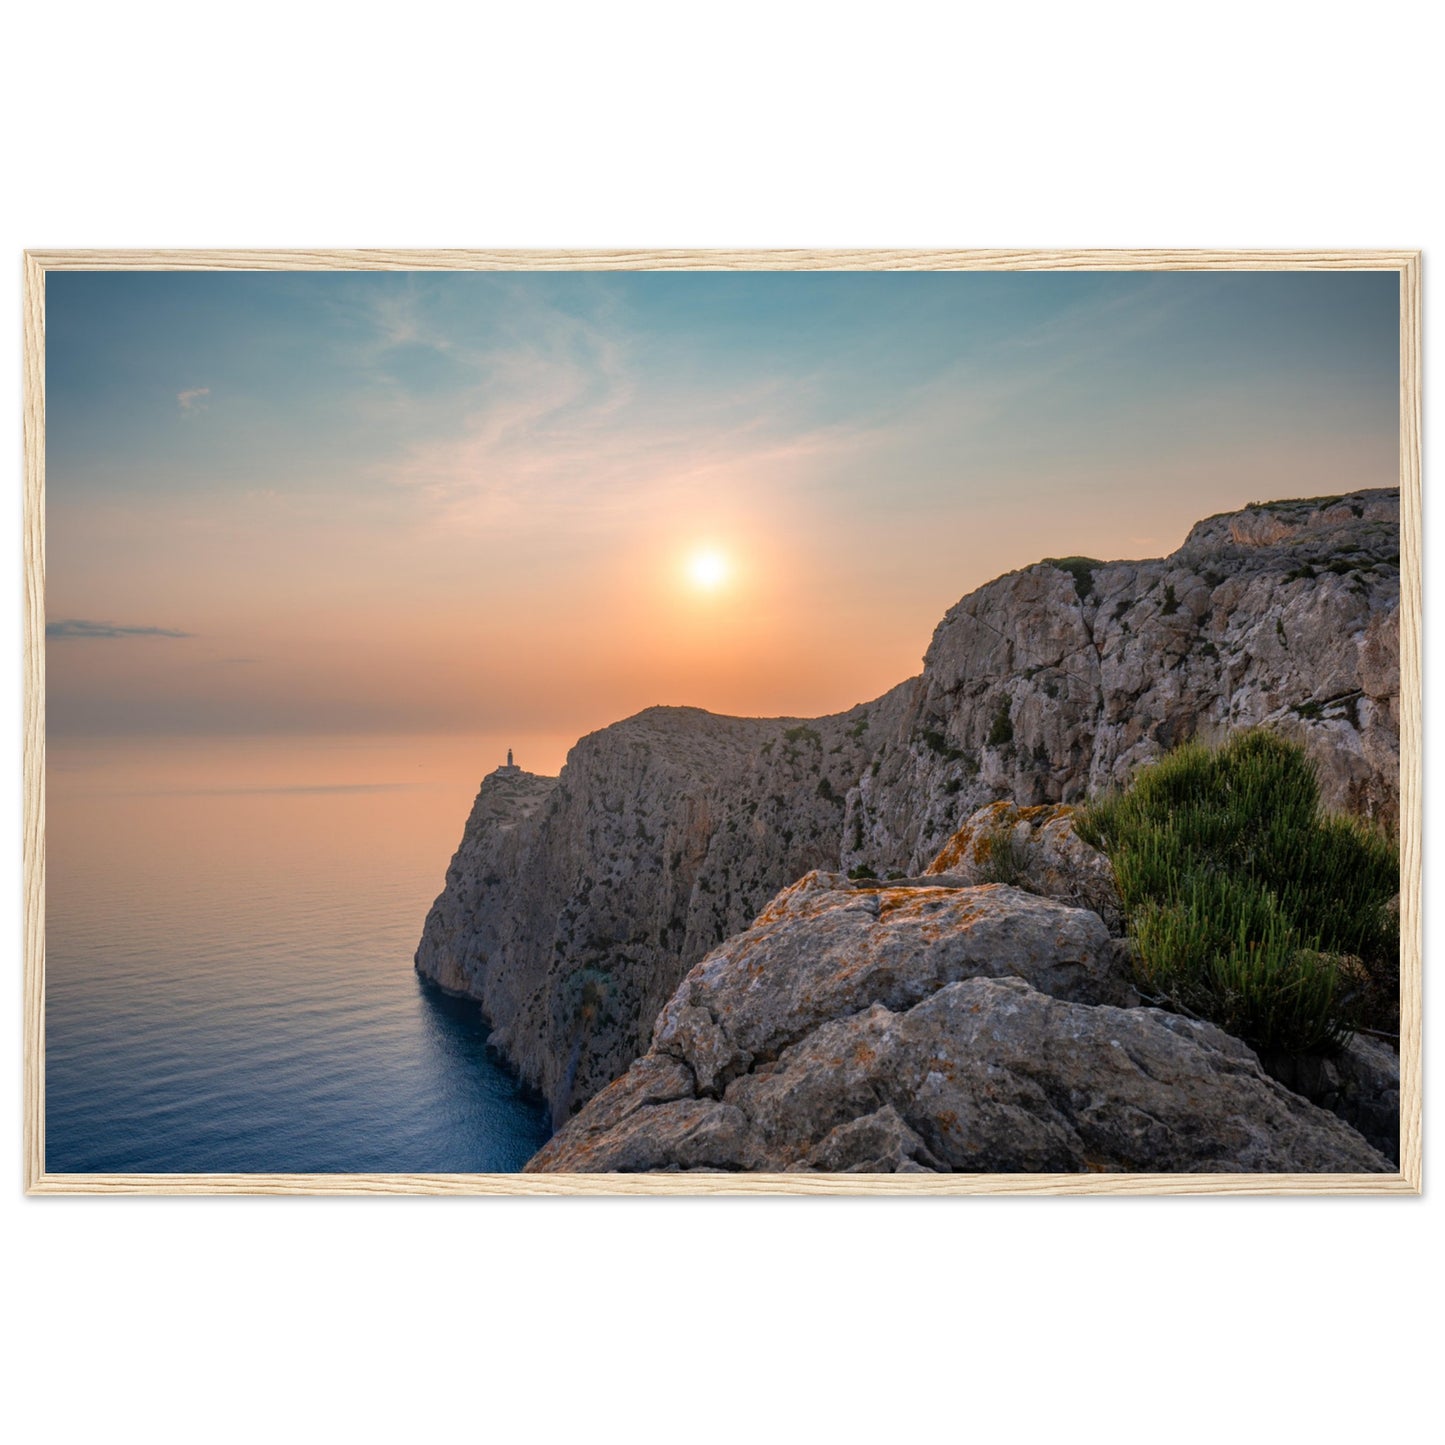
[1001, 276, 1180, 357]
[375, 286, 863, 534]
[390, 387, 857, 537]
[177, 386, 210, 412]
[140, 783, 415, 797]
[47, 619, 193, 640]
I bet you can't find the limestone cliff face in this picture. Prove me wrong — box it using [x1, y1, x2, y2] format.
[844, 488, 1400, 875]
[413, 766, 559, 998]
[416, 488, 1400, 1123]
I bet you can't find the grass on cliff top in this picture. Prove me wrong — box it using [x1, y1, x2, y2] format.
[1076, 731, 1399, 1057]
[1042, 556, 1102, 600]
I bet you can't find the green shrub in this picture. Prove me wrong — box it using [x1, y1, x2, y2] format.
[974, 816, 1032, 891]
[986, 702, 1014, 749]
[1077, 731, 1398, 1055]
[1043, 556, 1101, 600]
[920, 727, 966, 762]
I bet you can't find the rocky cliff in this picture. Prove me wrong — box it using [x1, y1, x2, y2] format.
[844, 487, 1400, 875]
[416, 488, 1400, 1126]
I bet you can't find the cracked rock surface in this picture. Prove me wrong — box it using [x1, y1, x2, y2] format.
[527, 873, 1392, 1174]
[844, 487, 1400, 875]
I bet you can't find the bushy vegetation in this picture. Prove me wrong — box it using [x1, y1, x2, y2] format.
[1043, 556, 1101, 600]
[1077, 731, 1398, 1056]
[974, 816, 1033, 891]
[920, 726, 966, 762]
[986, 703, 1014, 749]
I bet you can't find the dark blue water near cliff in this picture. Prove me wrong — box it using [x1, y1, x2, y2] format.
[45, 736, 552, 1174]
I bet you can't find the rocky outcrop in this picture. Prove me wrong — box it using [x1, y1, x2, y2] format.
[528, 870, 1391, 1174]
[844, 488, 1400, 876]
[640, 870, 1138, 1101]
[923, 800, 1124, 933]
[418, 488, 1400, 1124]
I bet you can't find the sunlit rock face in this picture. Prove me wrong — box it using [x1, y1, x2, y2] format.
[843, 487, 1401, 877]
[417, 488, 1401, 1124]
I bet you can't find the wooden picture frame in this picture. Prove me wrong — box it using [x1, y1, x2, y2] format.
[22, 248, 1422, 1196]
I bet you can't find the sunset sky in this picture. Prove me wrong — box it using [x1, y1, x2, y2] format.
[46, 269, 1399, 761]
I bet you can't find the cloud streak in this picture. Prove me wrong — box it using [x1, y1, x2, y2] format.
[47, 619, 193, 641]
[377, 291, 865, 537]
[177, 387, 210, 412]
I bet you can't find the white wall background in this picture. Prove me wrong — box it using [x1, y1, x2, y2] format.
[4, 4, 1439, 1440]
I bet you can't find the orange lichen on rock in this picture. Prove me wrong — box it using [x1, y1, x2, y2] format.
[926, 800, 1078, 876]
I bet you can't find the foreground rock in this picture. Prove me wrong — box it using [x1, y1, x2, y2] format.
[919, 801, 1400, 1162]
[420, 489, 1400, 1120]
[528, 874, 1391, 1174]
[638, 870, 1135, 1100]
[1262, 1034, 1401, 1164]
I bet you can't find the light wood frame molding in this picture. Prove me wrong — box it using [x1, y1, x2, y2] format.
[21, 248, 1423, 1196]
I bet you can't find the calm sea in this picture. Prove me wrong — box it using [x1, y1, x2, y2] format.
[44, 734, 569, 1174]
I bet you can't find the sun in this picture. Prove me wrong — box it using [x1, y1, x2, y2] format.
[686, 548, 731, 591]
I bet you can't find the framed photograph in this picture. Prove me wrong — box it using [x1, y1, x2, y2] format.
[22, 248, 1420, 1196]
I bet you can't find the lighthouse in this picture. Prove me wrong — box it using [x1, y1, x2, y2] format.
[505, 748, 517, 771]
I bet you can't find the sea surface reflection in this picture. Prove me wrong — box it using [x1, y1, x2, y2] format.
[45, 734, 554, 1173]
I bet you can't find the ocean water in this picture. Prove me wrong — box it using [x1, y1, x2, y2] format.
[44, 734, 565, 1174]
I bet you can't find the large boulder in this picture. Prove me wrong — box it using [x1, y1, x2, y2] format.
[645, 869, 1134, 1099]
[527, 873, 1391, 1174]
